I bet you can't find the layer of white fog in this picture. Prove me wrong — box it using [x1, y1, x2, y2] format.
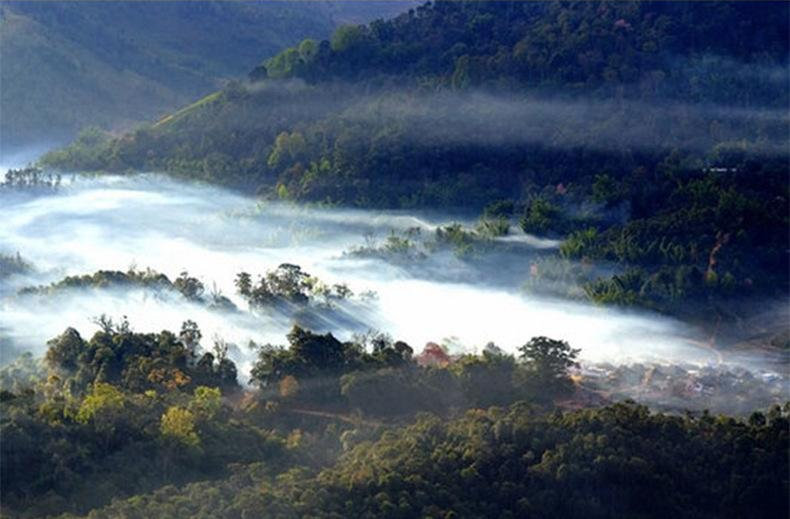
[2, 173, 785, 387]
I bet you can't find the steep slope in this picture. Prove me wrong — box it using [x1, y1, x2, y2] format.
[0, 0, 413, 154]
[45, 1, 788, 199]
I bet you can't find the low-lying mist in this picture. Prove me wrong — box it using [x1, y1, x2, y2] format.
[0, 174, 782, 381]
[232, 75, 790, 157]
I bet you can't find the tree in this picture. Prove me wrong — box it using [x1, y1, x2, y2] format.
[287, 326, 346, 375]
[190, 386, 221, 419]
[330, 24, 368, 53]
[45, 328, 85, 373]
[592, 173, 622, 206]
[160, 406, 200, 447]
[174, 272, 204, 300]
[520, 197, 560, 235]
[518, 336, 580, 399]
[179, 320, 202, 355]
[234, 272, 252, 297]
[75, 382, 125, 424]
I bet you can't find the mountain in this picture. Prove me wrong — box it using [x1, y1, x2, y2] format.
[44, 1, 788, 203]
[0, 0, 414, 154]
[42, 1, 789, 322]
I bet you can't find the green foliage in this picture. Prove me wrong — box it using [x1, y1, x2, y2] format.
[518, 336, 580, 399]
[20, 268, 173, 295]
[44, 325, 238, 395]
[43, 2, 789, 213]
[237, 263, 352, 310]
[559, 227, 599, 259]
[483, 199, 515, 219]
[173, 271, 205, 301]
[160, 406, 200, 447]
[346, 228, 427, 262]
[75, 382, 125, 424]
[591, 173, 622, 206]
[2, 324, 788, 518]
[39, 128, 112, 172]
[6, 4, 789, 516]
[476, 216, 510, 238]
[18, 267, 237, 312]
[434, 223, 480, 258]
[190, 386, 221, 419]
[330, 24, 369, 53]
[267, 131, 307, 169]
[520, 197, 561, 235]
[53, 402, 789, 519]
[0, 327, 279, 517]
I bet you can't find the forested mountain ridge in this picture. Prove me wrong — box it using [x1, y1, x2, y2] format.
[2, 323, 787, 518]
[53, 402, 790, 519]
[257, 0, 787, 90]
[42, 1, 790, 322]
[43, 1, 788, 196]
[3, 3, 788, 518]
[0, 0, 412, 153]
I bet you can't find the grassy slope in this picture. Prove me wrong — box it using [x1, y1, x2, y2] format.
[0, 1, 413, 153]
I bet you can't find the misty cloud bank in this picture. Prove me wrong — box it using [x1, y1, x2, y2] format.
[230, 64, 790, 158]
[339, 91, 790, 156]
[1, 174, 782, 384]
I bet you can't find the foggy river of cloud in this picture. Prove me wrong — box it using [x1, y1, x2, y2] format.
[0, 173, 781, 379]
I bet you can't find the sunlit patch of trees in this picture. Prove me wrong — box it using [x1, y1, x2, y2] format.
[234, 263, 353, 310]
[1, 319, 787, 518]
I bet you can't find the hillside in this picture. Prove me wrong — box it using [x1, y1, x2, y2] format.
[2, 3, 789, 516]
[2, 324, 787, 518]
[44, 1, 788, 193]
[0, 0, 413, 154]
[42, 1, 790, 322]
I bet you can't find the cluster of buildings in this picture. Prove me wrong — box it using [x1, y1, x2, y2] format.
[576, 361, 786, 415]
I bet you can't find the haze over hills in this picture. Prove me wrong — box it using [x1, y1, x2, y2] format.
[0, 0, 414, 154]
[1, 2, 788, 518]
[43, 1, 789, 328]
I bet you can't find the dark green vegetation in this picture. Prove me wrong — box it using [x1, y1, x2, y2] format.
[2, 323, 787, 518]
[44, 2, 789, 199]
[235, 263, 353, 309]
[9, 2, 789, 517]
[0, 1, 412, 151]
[42, 1, 790, 324]
[18, 268, 235, 311]
[345, 221, 509, 262]
[16, 264, 358, 318]
[62, 403, 788, 519]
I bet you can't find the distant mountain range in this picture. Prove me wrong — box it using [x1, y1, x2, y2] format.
[0, 0, 414, 154]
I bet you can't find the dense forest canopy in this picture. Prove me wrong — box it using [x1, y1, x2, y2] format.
[41, 1, 789, 322]
[1, 322, 787, 518]
[3, 2, 789, 518]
